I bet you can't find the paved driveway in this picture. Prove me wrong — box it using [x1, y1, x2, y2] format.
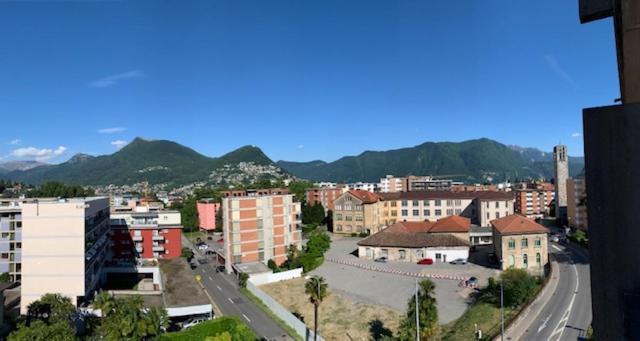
[310, 235, 499, 324]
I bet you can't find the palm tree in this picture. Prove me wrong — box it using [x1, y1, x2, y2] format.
[305, 276, 328, 341]
[93, 291, 116, 317]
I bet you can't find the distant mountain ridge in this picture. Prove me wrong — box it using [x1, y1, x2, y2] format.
[277, 139, 584, 183]
[0, 160, 48, 174]
[3, 138, 287, 186]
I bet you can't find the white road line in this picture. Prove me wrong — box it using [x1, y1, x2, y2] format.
[552, 245, 562, 251]
[537, 314, 552, 333]
[216, 285, 222, 291]
[208, 276, 213, 281]
[550, 262, 580, 341]
[242, 313, 251, 322]
[228, 298, 234, 304]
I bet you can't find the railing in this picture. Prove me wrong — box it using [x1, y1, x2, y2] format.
[132, 235, 143, 241]
[152, 246, 164, 252]
[152, 235, 164, 241]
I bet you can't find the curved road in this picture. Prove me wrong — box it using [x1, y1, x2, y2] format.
[520, 241, 591, 341]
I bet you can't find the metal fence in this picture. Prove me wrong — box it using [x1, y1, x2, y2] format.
[246, 281, 324, 341]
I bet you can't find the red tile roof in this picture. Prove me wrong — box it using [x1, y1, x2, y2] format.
[430, 215, 470, 233]
[490, 214, 549, 235]
[357, 218, 469, 248]
[348, 190, 381, 204]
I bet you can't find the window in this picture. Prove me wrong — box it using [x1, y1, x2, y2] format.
[535, 238, 542, 247]
[424, 209, 430, 216]
[401, 210, 408, 216]
[446, 209, 453, 216]
[509, 255, 515, 268]
[412, 200, 419, 207]
[423, 200, 430, 206]
[366, 248, 372, 257]
[399, 249, 406, 260]
[454, 209, 461, 215]
[435, 209, 442, 216]
[454, 200, 461, 206]
[435, 200, 441, 206]
[336, 214, 342, 220]
[391, 211, 397, 217]
[521, 238, 528, 248]
[335, 205, 342, 210]
[345, 216, 353, 221]
[401, 200, 408, 207]
[134, 230, 141, 236]
[536, 252, 541, 265]
[486, 212, 490, 220]
[496, 212, 500, 219]
[508, 239, 516, 249]
[355, 215, 363, 221]
[495, 201, 500, 208]
[336, 225, 342, 231]
[523, 254, 528, 268]
[391, 201, 397, 207]
[412, 210, 419, 216]
[446, 200, 452, 206]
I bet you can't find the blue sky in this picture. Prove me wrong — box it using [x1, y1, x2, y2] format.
[0, 0, 618, 163]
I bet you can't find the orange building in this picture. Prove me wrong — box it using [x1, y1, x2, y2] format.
[305, 187, 344, 211]
[222, 193, 301, 273]
[514, 189, 555, 219]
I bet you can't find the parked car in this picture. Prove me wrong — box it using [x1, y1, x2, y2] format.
[374, 256, 388, 263]
[417, 258, 434, 265]
[467, 276, 478, 286]
[197, 244, 209, 250]
[197, 258, 209, 265]
[449, 258, 467, 265]
[550, 235, 560, 243]
[182, 318, 207, 330]
[217, 238, 224, 243]
[207, 236, 213, 241]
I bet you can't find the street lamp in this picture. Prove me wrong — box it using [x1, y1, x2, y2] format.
[500, 259, 504, 341]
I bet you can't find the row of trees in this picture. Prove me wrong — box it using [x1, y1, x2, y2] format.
[479, 268, 540, 307]
[280, 232, 331, 273]
[27, 181, 95, 198]
[10, 292, 167, 341]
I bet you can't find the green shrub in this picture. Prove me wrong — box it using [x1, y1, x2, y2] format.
[358, 232, 369, 238]
[157, 317, 256, 341]
[500, 269, 538, 307]
[351, 233, 358, 237]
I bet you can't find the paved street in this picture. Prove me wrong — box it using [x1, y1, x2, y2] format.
[182, 235, 292, 340]
[520, 241, 591, 341]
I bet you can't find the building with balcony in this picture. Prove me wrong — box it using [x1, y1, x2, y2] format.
[0, 199, 31, 282]
[514, 188, 555, 219]
[110, 206, 182, 260]
[20, 197, 110, 314]
[196, 198, 221, 232]
[305, 187, 344, 211]
[491, 214, 549, 273]
[567, 178, 588, 231]
[222, 192, 302, 273]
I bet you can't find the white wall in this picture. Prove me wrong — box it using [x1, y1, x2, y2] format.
[425, 247, 469, 262]
[249, 268, 303, 286]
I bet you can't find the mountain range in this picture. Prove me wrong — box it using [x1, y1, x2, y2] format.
[0, 137, 584, 186]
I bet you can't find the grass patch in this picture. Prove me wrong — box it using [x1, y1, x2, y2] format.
[183, 231, 208, 243]
[157, 316, 256, 341]
[441, 302, 515, 340]
[239, 288, 303, 341]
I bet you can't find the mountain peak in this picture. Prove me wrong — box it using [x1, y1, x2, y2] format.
[68, 153, 95, 164]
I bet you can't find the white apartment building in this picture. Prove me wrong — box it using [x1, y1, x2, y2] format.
[379, 175, 405, 193]
[345, 182, 378, 192]
[20, 197, 110, 313]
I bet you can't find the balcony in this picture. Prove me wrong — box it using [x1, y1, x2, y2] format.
[135, 246, 143, 253]
[132, 235, 143, 242]
[152, 235, 164, 241]
[152, 245, 164, 252]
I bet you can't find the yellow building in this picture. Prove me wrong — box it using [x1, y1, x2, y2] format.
[333, 190, 384, 234]
[491, 214, 549, 274]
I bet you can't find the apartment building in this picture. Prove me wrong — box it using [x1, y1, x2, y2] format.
[333, 190, 384, 234]
[196, 198, 221, 232]
[379, 191, 514, 227]
[379, 175, 405, 193]
[491, 214, 549, 274]
[21, 197, 110, 313]
[222, 193, 302, 273]
[222, 188, 289, 198]
[379, 175, 462, 193]
[0, 199, 30, 282]
[514, 189, 555, 219]
[110, 206, 182, 260]
[344, 182, 378, 192]
[567, 178, 588, 231]
[305, 187, 344, 211]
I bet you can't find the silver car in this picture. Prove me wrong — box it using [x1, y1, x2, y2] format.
[449, 258, 467, 265]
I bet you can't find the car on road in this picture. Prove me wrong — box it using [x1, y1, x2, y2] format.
[417, 258, 434, 265]
[374, 256, 388, 263]
[207, 236, 213, 240]
[550, 235, 560, 243]
[197, 243, 209, 250]
[217, 238, 224, 243]
[197, 258, 209, 265]
[449, 258, 467, 265]
[466, 276, 478, 286]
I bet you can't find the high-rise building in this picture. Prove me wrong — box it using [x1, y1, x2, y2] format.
[567, 178, 588, 231]
[513, 188, 555, 219]
[305, 187, 344, 211]
[20, 197, 110, 314]
[222, 193, 301, 273]
[196, 199, 221, 232]
[379, 175, 405, 193]
[553, 145, 569, 224]
[0, 199, 30, 282]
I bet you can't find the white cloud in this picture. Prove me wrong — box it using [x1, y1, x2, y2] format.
[571, 132, 582, 138]
[544, 55, 576, 87]
[297, 144, 304, 149]
[98, 127, 126, 134]
[88, 70, 144, 88]
[111, 140, 128, 149]
[8, 139, 21, 145]
[11, 146, 67, 161]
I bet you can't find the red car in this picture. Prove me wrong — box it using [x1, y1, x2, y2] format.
[217, 238, 224, 243]
[417, 258, 434, 265]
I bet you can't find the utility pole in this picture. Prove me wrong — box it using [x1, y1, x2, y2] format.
[415, 278, 420, 341]
[501, 277, 505, 341]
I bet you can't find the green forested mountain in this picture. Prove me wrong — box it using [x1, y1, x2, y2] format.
[3, 138, 280, 186]
[277, 138, 584, 183]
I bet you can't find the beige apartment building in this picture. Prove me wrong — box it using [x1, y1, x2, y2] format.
[20, 197, 110, 314]
[491, 214, 549, 274]
[333, 190, 384, 234]
[222, 193, 301, 273]
[567, 178, 588, 231]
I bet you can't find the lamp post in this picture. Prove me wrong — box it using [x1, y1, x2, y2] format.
[415, 278, 420, 341]
[500, 260, 504, 341]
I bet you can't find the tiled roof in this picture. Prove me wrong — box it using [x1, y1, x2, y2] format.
[357, 220, 470, 248]
[490, 214, 549, 235]
[348, 190, 381, 204]
[430, 215, 470, 233]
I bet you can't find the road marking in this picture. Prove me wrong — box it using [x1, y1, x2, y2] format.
[216, 285, 222, 291]
[550, 262, 580, 341]
[228, 298, 234, 304]
[208, 276, 213, 281]
[552, 245, 562, 251]
[537, 314, 552, 333]
[242, 313, 251, 322]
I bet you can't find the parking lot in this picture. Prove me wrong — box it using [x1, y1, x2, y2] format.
[310, 235, 499, 324]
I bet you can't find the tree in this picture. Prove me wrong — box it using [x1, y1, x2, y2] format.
[181, 247, 194, 259]
[500, 268, 538, 307]
[179, 196, 199, 232]
[27, 293, 76, 325]
[267, 259, 279, 272]
[215, 208, 223, 233]
[12, 294, 78, 341]
[93, 291, 117, 316]
[238, 273, 249, 289]
[0, 272, 10, 283]
[305, 276, 328, 341]
[9, 320, 76, 341]
[325, 210, 334, 231]
[398, 280, 439, 340]
[287, 181, 315, 202]
[28, 181, 95, 198]
[96, 295, 168, 340]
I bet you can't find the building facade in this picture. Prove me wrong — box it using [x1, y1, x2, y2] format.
[21, 197, 110, 313]
[514, 189, 555, 219]
[196, 199, 220, 232]
[333, 190, 384, 234]
[379, 175, 405, 193]
[567, 178, 588, 231]
[554, 145, 569, 223]
[222, 193, 302, 273]
[110, 207, 182, 260]
[491, 214, 549, 273]
[305, 187, 344, 211]
[0, 199, 30, 282]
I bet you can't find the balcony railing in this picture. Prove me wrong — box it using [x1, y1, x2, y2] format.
[132, 235, 143, 241]
[152, 246, 164, 252]
[152, 235, 164, 241]
[135, 246, 143, 253]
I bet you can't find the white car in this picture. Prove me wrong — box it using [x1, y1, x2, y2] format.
[182, 318, 207, 330]
[197, 244, 209, 251]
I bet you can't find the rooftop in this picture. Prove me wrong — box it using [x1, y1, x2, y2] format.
[490, 214, 549, 235]
[235, 261, 271, 275]
[347, 190, 381, 204]
[159, 258, 211, 307]
[357, 218, 470, 248]
[378, 190, 513, 201]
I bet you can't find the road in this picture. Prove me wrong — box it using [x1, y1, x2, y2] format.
[182, 235, 292, 340]
[520, 241, 591, 341]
